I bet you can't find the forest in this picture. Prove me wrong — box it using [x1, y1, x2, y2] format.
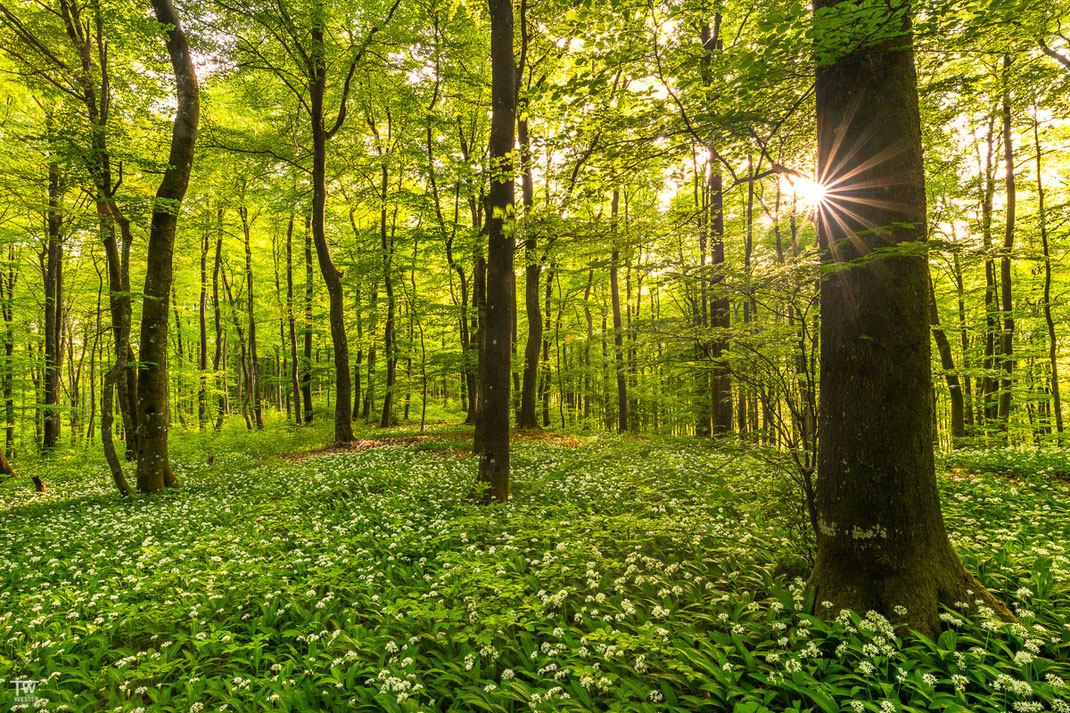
[0, 0, 1069, 710]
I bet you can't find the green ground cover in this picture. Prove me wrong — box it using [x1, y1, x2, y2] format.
[0, 422, 1067, 712]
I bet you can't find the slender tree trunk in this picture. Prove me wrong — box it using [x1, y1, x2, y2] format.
[212, 207, 227, 428]
[87, 274, 102, 444]
[278, 214, 300, 425]
[364, 290, 377, 422]
[473, 0, 515, 504]
[540, 263, 553, 427]
[222, 266, 252, 430]
[928, 280, 965, 445]
[171, 285, 187, 428]
[302, 215, 314, 423]
[444, 214, 474, 424]
[693, 146, 712, 437]
[239, 205, 264, 429]
[198, 222, 209, 425]
[979, 118, 998, 425]
[404, 240, 417, 421]
[136, 0, 198, 493]
[1, 248, 17, 455]
[708, 155, 732, 434]
[471, 256, 485, 442]
[949, 236, 973, 429]
[609, 191, 627, 433]
[379, 164, 396, 428]
[997, 55, 1015, 432]
[517, 109, 541, 429]
[42, 161, 64, 452]
[353, 286, 362, 421]
[583, 268, 593, 423]
[1034, 110, 1062, 439]
[808, 0, 1009, 635]
[308, 15, 354, 443]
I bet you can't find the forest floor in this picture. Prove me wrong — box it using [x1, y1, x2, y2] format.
[0, 418, 1068, 712]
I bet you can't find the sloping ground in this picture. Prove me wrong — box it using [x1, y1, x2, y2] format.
[0, 431, 1067, 712]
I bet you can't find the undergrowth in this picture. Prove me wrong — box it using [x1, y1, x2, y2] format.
[0, 420, 1067, 712]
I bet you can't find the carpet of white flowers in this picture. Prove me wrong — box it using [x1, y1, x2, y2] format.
[0, 425, 1068, 712]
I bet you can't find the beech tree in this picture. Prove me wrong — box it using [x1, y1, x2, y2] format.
[134, 0, 199, 493]
[472, 0, 515, 504]
[807, 0, 1011, 634]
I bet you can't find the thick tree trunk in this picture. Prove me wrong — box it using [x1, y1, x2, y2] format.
[136, 0, 198, 493]
[473, 0, 515, 504]
[808, 0, 1009, 636]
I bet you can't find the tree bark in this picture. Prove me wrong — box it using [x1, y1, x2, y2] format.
[379, 163, 397, 428]
[582, 268, 593, 423]
[285, 214, 303, 425]
[808, 0, 1010, 636]
[540, 263, 553, 427]
[0, 247, 17, 455]
[996, 55, 1015, 432]
[136, 0, 198, 493]
[928, 280, 965, 445]
[171, 284, 187, 428]
[302, 214, 314, 423]
[473, 0, 515, 504]
[364, 289, 378, 422]
[609, 191, 627, 433]
[198, 221, 209, 425]
[517, 99, 541, 429]
[308, 12, 354, 443]
[471, 256, 485, 443]
[353, 286, 362, 420]
[212, 207, 227, 428]
[222, 265, 252, 430]
[42, 160, 64, 452]
[1034, 110, 1062, 439]
[978, 117, 998, 425]
[239, 204, 264, 429]
[707, 151, 732, 434]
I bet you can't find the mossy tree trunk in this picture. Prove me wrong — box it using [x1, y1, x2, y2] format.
[807, 0, 1010, 637]
[135, 0, 198, 494]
